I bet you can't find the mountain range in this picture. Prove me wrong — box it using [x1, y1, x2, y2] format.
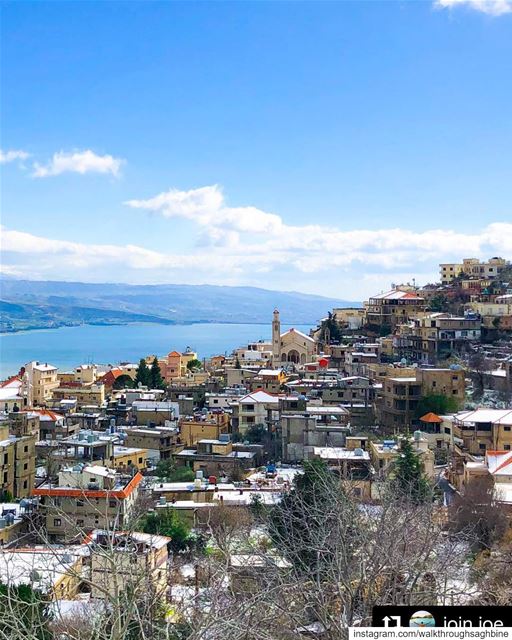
[0, 278, 360, 332]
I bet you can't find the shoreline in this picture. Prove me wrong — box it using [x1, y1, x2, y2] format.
[0, 319, 315, 338]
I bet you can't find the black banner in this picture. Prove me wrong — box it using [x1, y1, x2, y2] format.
[372, 607, 512, 628]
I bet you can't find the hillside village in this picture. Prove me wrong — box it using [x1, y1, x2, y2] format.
[1, 255, 512, 637]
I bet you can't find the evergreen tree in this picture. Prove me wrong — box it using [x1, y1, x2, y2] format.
[149, 357, 165, 389]
[391, 438, 431, 504]
[415, 392, 459, 418]
[134, 358, 151, 387]
[142, 509, 192, 552]
[0, 583, 52, 640]
[235, 357, 242, 369]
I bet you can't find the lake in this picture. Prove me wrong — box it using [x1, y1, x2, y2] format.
[0, 322, 312, 378]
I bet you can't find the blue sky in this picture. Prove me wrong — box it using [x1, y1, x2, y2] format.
[1, 0, 511, 300]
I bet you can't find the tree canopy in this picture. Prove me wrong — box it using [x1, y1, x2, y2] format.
[134, 358, 151, 387]
[149, 358, 166, 389]
[142, 509, 192, 553]
[415, 392, 459, 418]
[391, 438, 431, 504]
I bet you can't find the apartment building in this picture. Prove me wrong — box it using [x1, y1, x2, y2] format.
[280, 405, 350, 462]
[378, 368, 465, 430]
[369, 434, 435, 480]
[174, 437, 262, 478]
[22, 361, 59, 407]
[230, 390, 281, 434]
[179, 412, 230, 447]
[0, 412, 38, 499]
[52, 382, 106, 408]
[440, 257, 509, 284]
[0, 548, 83, 600]
[448, 408, 512, 456]
[395, 313, 481, 364]
[365, 289, 426, 331]
[87, 530, 170, 600]
[124, 423, 181, 461]
[131, 400, 179, 426]
[34, 465, 142, 541]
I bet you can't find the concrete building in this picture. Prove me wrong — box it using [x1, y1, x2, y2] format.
[0, 548, 84, 599]
[231, 390, 281, 434]
[179, 412, 230, 447]
[124, 424, 181, 461]
[86, 530, 170, 600]
[22, 361, 59, 407]
[280, 405, 350, 462]
[379, 368, 465, 431]
[34, 465, 142, 540]
[365, 289, 426, 331]
[440, 257, 509, 284]
[0, 413, 38, 499]
[395, 313, 481, 364]
[369, 433, 435, 480]
[52, 383, 106, 408]
[174, 437, 262, 478]
[131, 400, 179, 425]
[449, 408, 512, 456]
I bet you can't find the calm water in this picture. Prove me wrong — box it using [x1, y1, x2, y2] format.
[0, 322, 311, 378]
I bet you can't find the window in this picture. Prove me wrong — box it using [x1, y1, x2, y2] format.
[77, 519, 84, 526]
[504, 426, 511, 432]
[76, 499, 84, 507]
[23, 480, 28, 489]
[24, 445, 28, 453]
[3, 454, 7, 465]
[109, 500, 117, 508]
[504, 445, 511, 451]
[452, 390, 458, 395]
[53, 518, 62, 527]
[479, 443, 486, 450]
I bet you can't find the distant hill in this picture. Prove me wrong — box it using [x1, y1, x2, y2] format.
[0, 278, 361, 332]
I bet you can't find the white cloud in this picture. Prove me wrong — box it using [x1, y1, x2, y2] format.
[126, 185, 283, 235]
[435, 0, 512, 15]
[0, 149, 30, 164]
[32, 150, 124, 178]
[2, 210, 512, 299]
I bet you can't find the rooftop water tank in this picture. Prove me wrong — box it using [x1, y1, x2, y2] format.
[413, 430, 422, 442]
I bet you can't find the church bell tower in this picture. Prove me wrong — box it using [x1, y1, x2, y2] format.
[272, 308, 281, 364]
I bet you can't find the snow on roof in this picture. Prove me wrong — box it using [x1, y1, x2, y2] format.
[486, 451, 512, 476]
[455, 409, 512, 425]
[0, 549, 83, 590]
[313, 447, 370, 461]
[281, 328, 315, 342]
[239, 390, 280, 404]
[0, 388, 22, 401]
[0, 376, 22, 389]
[370, 289, 424, 301]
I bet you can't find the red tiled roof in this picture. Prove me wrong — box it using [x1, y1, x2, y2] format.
[33, 472, 143, 500]
[420, 412, 443, 423]
[98, 369, 124, 387]
[24, 409, 62, 421]
[0, 375, 22, 388]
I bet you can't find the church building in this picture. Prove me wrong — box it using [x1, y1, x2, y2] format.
[272, 309, 316, 365]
